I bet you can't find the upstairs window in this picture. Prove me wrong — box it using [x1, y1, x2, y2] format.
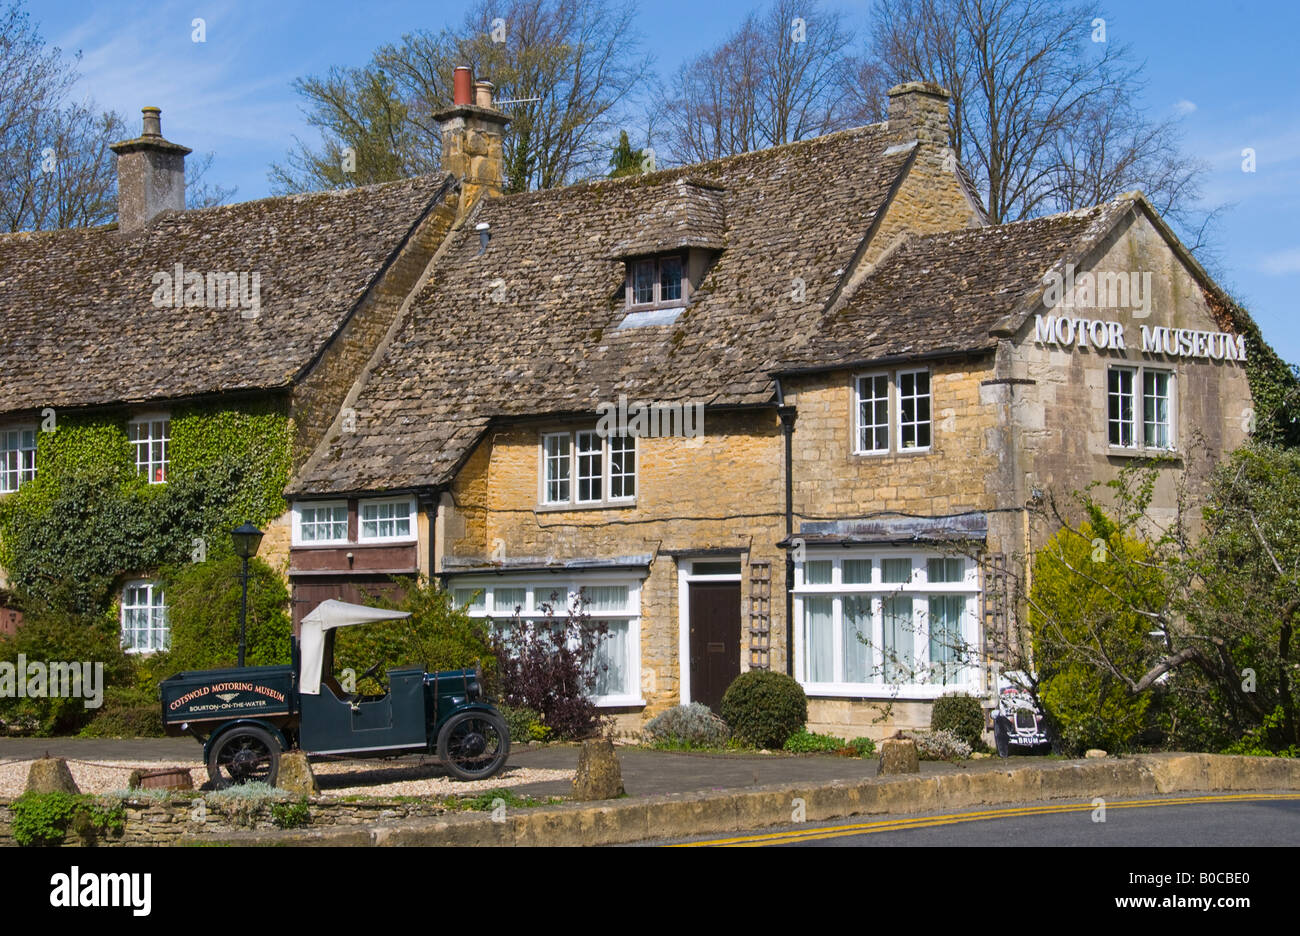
[626, 255, 685, 310]
[0, 427, 37, 493]
[359, 497, 415, 542]
[542, 430, 636, 507]
[129, 416, 170, 484]
[295, 501, 348, 544]
[852, 369, 932, 455]
[1108, 366, 1174, 452]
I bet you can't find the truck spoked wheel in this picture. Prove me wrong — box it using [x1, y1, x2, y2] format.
[438, 711, 510, 781]
[208, 725, 280, 788]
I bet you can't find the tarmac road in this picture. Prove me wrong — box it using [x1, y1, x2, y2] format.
[663, 793, 1300, 846]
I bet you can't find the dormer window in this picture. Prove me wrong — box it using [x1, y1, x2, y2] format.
[626, 255, 685, 310]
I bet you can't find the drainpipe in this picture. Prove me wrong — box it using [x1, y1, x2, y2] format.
[775, 379, 797, 677]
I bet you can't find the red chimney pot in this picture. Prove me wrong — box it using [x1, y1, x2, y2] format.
[453, 66, 474, 107]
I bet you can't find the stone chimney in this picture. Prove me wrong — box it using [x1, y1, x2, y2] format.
[433, 66, 511, 217]
[109, 107, 191, 233]
[886, 81, 952, 149]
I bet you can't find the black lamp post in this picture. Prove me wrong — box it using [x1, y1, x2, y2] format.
[231, 522, 264, 667]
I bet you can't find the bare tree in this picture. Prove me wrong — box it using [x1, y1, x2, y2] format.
[186, 152, 238, 210]
[272, 0, 651, 194]
[866, 0, 1211, 238]
[663, 0, 859, 164]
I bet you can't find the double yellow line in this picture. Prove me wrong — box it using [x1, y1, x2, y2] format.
[673, 792, 1300, 847]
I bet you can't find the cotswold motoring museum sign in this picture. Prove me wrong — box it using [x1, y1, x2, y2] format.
[1032, 264, 1246, 361]
[1034, 314, 1247, 362]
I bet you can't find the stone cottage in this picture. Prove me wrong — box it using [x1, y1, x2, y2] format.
[0, 75, 1257, 738]
[288, 78, 1254, 736]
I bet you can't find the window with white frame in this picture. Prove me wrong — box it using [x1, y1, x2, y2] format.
[794, 550, 979, 696]
[0, 426, 37, 493]
[541, 431, 636, 506]
[852, 369, 932, 455]
[897, 370, 932, 450]
[129, 416, 170, 483]
[452, 577, 642, 706]
[855, 374, 889, 453]
[359, 497, 415, 542]
[121, 581, 169, 653]
[294, 501, 348, 544]
[1108, 366, 1174, 451]
[543, 433, 571, 504]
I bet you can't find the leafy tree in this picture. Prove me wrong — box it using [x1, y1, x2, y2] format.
[0, 605, 133, 735]
[334, 576, 497, 693]
[159, 555, 292, 675]
[1029, 520, 1162, 753]
[493, 589, 609, 739]
[1022, 449, 1300, 756]
[607, 130, 646, 178]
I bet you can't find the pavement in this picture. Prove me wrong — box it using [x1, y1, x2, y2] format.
[0, 735, 1049, 798]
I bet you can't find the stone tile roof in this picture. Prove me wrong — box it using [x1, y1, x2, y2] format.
[604, 178, 727, 257]
[293, 124, 914, 494]
[776, 201, 1125, 373]
[0, 175, 451, 415]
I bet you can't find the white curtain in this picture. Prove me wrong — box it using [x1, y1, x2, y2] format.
[882, 596, 913, 683]
[804, 597, 833, 682]
[842, 596, 872, 683]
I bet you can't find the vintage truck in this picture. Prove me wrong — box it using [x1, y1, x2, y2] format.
[160, 600, 510, 786]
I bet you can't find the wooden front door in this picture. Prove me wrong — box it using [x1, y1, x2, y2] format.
[688, 582, 741, 713]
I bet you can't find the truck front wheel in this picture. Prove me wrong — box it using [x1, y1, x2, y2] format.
[208, 725, 281, 788]
[438, 711, 510, 781]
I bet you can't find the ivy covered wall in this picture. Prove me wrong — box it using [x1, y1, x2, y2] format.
[0, 401, 292, 615]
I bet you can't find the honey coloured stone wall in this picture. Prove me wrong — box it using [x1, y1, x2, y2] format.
[783, 356, 1001, 521]
[438, 409, 791, 727]
[999, 207, 1254, 552]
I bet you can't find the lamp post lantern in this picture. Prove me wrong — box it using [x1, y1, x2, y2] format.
[231, 522, 264, 667]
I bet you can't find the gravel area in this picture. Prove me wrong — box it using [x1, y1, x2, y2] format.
[0, 755, 572, 799]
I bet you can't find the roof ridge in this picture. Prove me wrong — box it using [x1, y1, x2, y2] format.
[481, 123, 893, 208]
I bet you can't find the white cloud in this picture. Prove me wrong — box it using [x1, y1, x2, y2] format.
[1174, 99, 1197, 115]
[1257, 247, 1300, 276]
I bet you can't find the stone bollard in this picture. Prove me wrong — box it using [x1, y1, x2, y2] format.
[1085, 749, 1108, 759]
[276, 751, 320, 797]
[571, 738, 625, 801]
[878, 738, 920, 776]
[26, 756, 81, 794]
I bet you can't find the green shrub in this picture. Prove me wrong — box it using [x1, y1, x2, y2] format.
[336, 577, 496, 695]
[930, 694, 986, 750]
[79, 686, 165, 738]
[0, 607, 133, 736]
[847, 737, 876, 757]
[159, 555, 291, 676]
[270, 800, 311, 829]
[498, 704, 551, 744]
[720, 670, 807, 749]
[11, 792, 124, 846]
[1031, 521, 1160, 755]
[643, 703, 731, 749]
[782, 729, 843, 753]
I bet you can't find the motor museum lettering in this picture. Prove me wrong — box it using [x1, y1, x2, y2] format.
[167, 681, 288, 714]
[1033, 315, 1246, 362]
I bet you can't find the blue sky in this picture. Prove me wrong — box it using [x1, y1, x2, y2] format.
[32, 0, 1300, 364]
